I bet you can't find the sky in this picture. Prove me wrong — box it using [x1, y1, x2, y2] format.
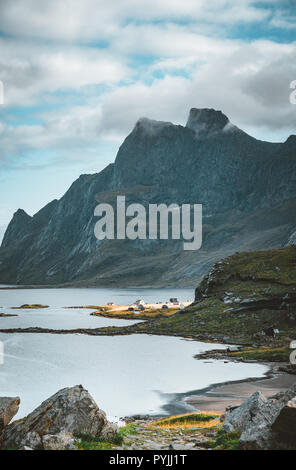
[0, 0, 296, 241]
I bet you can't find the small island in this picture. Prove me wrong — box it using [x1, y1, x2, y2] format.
[11, 304, 49, 310]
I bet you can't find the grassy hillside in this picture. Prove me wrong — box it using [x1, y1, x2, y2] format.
[123, 246, 296, 355]
[2, 246, 295, 363]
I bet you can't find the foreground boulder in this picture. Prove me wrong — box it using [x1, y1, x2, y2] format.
[1, 385, 117, 450]
[271, 397, 296, 446]
[42, 431, 76, 451]
[223, 383, 296, 449]
[223, 391, 267, 433]
[0, 397, 20, 431]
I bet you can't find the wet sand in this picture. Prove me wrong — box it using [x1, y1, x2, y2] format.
[186, 369, 296, 412]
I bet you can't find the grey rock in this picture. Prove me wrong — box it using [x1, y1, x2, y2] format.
[286, 229, 296, 246]
[20, 431, 42, 450]
[0, 396, 20, 430]
[100, 422, 119, 441]
[42, 431, 76, 450]
[270, 397, 296, 446]
[170, 442, 196, 450]
[1, 385, 117, 450]
[223, 391, 267, 433]
[186, 108, 231, 138]
[238, 384, 296, 449]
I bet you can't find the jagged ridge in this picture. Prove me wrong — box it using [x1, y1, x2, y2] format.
[0, 108, 296, 286]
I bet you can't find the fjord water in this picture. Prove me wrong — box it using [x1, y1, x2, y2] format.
[0, 286, 194, 309]
[0, 287, 268, 421]
[0, 287, 193, 329]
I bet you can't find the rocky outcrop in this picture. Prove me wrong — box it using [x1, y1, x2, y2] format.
[194, 246, 296, 303]
[223, 391, 267, 434]
[271, 397, 296, 445]
[1, 385, 117, 450]
[286, 229, 296, 246]
[222, 383, 296, 449]
[1, 108, 296, 287]
[0, 397, 20, 431]
[185, 108, 234, 138]
[42, 432, 76, 451]
[1, 209, 32, 249]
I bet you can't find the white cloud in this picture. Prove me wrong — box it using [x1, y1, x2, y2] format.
[0, 38, 130, 106]
[270, 12, 296, 30]
[0, 0, 296, 231]
[1, 34, 296, 170]
[0, 1, 295, 165]
[0, 0, 272, 42]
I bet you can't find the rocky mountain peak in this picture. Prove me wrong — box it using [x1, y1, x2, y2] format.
[186, 108, 233, 138]
[284, 134, 296, 148]
[1, 209, 31, 249]
[0, 108, 295, 287]
[132, 117, 174, 137]
[13, 208, 31, 220]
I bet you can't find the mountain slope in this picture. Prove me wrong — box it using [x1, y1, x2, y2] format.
[0, 108, 296, 286]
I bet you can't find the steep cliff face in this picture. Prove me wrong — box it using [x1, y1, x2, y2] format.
[0, 108, 295, 286]
[286, 229, 296, 246]
[1, 209, 32, 249]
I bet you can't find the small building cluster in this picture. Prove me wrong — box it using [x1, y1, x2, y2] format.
[106, 297, 188, 314]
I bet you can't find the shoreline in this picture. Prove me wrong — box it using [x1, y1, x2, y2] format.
[128, 362, 296, 418]
[0, 326, 244, 347]
[181, 364, 296, 414]
[125, 364, 276, 419]
[1, 295, 295, 420]
[1, 323, 284, 419]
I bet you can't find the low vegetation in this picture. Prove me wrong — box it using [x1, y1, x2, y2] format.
[206, 429, 241, 450]
[75, 415, 224, 450]
[226, 345, 291, 362]
[100, 246, 296, 353]
[75, 423, 137, 450]
[150, 412, 221, 429]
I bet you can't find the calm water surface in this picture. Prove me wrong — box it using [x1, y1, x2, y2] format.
[0, 288, 268, 421]
[0, 287, 194, 308]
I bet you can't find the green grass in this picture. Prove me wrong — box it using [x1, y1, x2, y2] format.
[75, 423, 137, 451]
[199, 246, 296, 294]
[124, 247, 296, 346]
[118, 423, 138, 439]
[228, 345, 291, 362]
[75, 433, 121, 451]
[62, 246, 296, 352]
[152, 413, 219, 427]
[206, 429, 241, 450]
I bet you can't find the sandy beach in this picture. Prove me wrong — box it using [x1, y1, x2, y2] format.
[187, 368, 296, 412]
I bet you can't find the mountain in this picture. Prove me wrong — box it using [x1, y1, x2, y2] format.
[0, 108, 296, 287]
